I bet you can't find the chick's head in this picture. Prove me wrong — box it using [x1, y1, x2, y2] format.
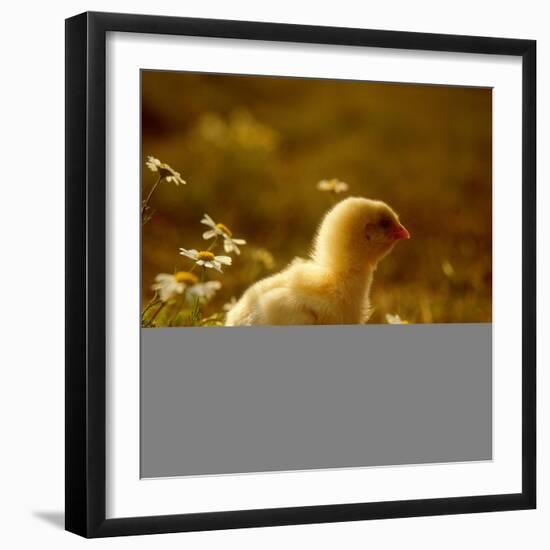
[312, 197, 410, 270]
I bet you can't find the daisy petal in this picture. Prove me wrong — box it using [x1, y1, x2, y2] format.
[179, 248, 198, 260]
[223, 240, 239, 254]
[154, 273, 173, 283]
[215, 255, 232, 265]
[201, 214, 216, 227]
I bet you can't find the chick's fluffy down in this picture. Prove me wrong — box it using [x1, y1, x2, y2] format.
[225, 258, 360, 326]
[225, 197, 408, 326]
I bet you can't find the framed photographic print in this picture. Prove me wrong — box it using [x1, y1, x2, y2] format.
[65, 11, 536, 538]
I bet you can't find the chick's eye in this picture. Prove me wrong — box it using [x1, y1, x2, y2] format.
[379, 218, 392, 229]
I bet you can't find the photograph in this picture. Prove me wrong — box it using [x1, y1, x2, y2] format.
[141, 71, 492, 328]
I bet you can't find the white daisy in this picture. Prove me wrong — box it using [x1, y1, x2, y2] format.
[186, 281, 222, 304]
[317, 178, 349, 193]
[179, 248, 232, 273]
[385, 313, 409, 325]
[145, 156, 186, 186]
[151, 271, 199, 303]
[201, 214, 247, 255]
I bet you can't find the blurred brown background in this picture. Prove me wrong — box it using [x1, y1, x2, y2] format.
[141, 71, 492, 324]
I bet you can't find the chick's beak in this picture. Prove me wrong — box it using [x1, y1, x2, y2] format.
[391, 224, 410, 240]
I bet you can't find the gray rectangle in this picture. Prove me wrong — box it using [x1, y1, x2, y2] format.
[141, 324, 492, 478]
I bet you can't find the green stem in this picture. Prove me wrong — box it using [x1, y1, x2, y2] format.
[167, 289, 187, 327]
[141, 175, 162, 216]
[189, 267, 207, 324]
[141, 294, 160, 320]
[206, 235, 219, 252]
[148, 301, 166, 326]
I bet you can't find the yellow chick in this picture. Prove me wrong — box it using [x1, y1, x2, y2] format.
[226, 197, 410, 326]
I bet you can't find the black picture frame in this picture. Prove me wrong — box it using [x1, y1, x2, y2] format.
[65, 11, 536, 538]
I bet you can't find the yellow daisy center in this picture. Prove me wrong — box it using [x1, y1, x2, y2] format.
[197, 251, 215, 261]
[174, 271, 199, 285]
[215, 223, 232, 237]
